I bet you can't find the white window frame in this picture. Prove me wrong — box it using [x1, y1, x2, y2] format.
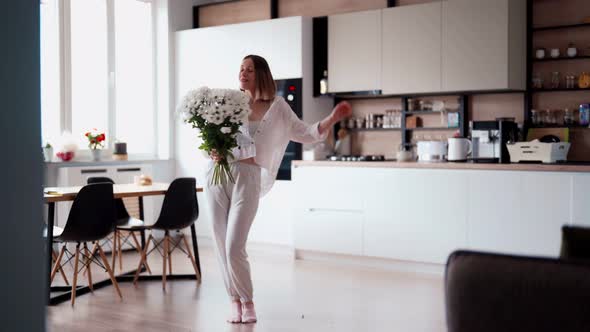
[49, 0, 159, 160]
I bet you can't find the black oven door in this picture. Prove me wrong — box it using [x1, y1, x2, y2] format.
[275, 78, 302, 180]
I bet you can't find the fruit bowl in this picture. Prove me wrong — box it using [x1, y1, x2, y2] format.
[56, 151, 74, 162]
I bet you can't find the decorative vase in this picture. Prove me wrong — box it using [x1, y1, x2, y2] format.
[42, 147, 53, 162]
[91, 149, 101, 161]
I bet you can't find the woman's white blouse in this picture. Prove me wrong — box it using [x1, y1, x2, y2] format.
[230, 96, 328, 196]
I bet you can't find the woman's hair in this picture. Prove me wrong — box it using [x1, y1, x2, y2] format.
[243, 54, 276, 101]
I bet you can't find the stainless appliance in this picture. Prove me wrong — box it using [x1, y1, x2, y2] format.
[275, 78, 302, 180]
[328, 155, 385, 162]
[471, 120, 519, 163]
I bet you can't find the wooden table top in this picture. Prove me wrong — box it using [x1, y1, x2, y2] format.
[44, 182, 204, 203]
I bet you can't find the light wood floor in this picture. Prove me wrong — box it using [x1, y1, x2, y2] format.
[47, 243, 446, 332]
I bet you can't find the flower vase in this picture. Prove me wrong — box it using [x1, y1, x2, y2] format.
[91, 149, 101, 161]
[43, 147, 53, 162]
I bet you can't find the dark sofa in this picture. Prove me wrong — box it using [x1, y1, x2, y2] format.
[445, 250, 590, 332]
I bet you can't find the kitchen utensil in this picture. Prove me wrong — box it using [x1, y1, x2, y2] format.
[447, 138, 472, 161]
[417, 141, 447, 162]
[396, 147, 414, 162]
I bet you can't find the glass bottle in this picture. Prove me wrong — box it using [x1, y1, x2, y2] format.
[531, 109, 540, 126]
[550, 72, 561, 89]
[563, 108, 575, 125]
[319, 70, 328, 95]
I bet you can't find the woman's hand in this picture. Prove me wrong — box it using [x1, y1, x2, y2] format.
[330, 101, 353, 123]
[210, 149, 223, 162]
[318, 101, 353, 135]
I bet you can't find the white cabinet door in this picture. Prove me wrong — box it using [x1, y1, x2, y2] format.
[381, 2, 442, 95]
[292, 167, 365, 255]
[468, 171, 570, 258]
[295, 209, 364, 255]
[442, 0, 526, 91]
[364, 169, 468, 264]
[328, 10, 381, 93]
[572, 174, 590, 227]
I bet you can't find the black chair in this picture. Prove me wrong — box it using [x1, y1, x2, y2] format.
[132, 178, 200, 290]
[445, 250, 590, 332]
[87, 177, 152, 274]
[49, 183, 123, 305]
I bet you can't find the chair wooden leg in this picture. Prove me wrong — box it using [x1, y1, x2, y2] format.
[97, 243, 123, 300]
[83, 243, 93, 292]
[71, 244, 81, 306]
[162, 233, 169, 291]
[181, 235, 201, 283]
[118, 230, 123, 271]
[130, 232, 152, 274]
[111, 231, 117, 274]
[51, 247, 70, 285]
[133, 234, 153, 284]
[168, 236, 173, 275]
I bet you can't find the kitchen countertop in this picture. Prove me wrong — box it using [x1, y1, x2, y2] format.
[292, 160, 590, 173]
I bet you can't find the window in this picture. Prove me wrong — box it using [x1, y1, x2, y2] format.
[114, 0, 155, 154]
[40, 0, 157, 156]
[40, 0, 61, 146]
[70, 0, 109, 149]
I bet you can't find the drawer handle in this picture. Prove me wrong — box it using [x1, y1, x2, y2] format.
[117, 167, 141, 172]
[81, 169, 107, 174]
[307, 208, 363, 214]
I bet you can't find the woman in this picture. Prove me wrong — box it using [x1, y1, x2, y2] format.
[204, 54, 352, 324]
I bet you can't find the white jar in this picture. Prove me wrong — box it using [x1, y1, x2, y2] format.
[550, 48, 560, 58]
[567, 45, 577, 58]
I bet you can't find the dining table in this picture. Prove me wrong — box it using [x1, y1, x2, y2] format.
[44, 182, 204, 305]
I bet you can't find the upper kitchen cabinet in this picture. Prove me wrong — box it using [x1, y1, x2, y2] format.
[382, 2, 442, 95]
[328, 10, 382, 93]
[442, 0, 526, 92]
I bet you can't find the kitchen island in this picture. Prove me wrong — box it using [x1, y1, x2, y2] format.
[291, 160, 590, 266]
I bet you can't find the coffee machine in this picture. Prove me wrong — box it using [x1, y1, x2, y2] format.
[470, 120, 519, 163]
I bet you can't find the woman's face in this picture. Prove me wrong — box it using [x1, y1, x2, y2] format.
[239, 58, 256, 92]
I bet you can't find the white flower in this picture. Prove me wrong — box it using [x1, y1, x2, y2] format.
[220, 127, 232, 134]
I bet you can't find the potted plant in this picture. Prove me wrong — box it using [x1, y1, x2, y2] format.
[85, 129, 106, 161]
[42, 142, 53, 162]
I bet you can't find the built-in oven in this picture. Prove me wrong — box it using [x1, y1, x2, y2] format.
[275, 78, 302, 180]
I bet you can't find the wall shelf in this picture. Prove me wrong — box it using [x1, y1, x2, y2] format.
[531, 88, 590, 93]
[532, 55, 590, 63]
[404, 110, 458, 115]
[349, 128, 402, 132]
[532, 22, 590, 32]
[528, 125, 589, 129]
[406, 127, 459, 131]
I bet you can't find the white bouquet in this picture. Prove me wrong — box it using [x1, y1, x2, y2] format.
[178, 87, 250, 185]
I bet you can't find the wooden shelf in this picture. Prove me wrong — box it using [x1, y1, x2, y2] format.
[532, 23, 590, 32]
[531, 87, 590, 93]
[532, 55, 590, 63]
[406, 127, 459, 131]
[404, 110, 459, 115]
[528, 125, 589, 129]
[349, 128, 402, 132]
